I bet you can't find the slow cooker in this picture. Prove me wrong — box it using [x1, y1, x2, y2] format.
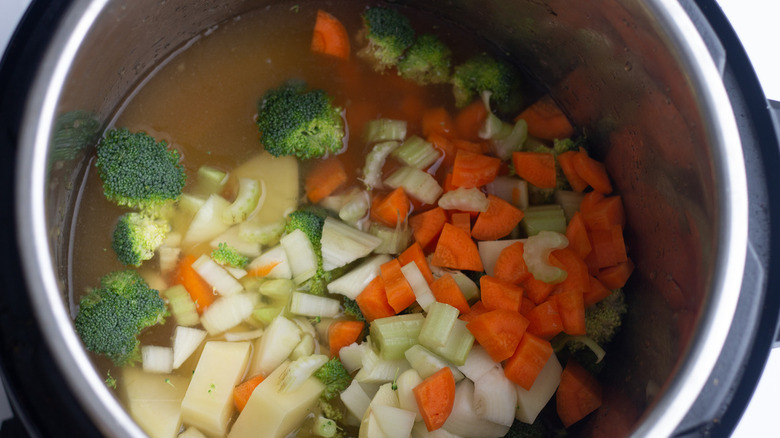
[0, 0, 778, 436]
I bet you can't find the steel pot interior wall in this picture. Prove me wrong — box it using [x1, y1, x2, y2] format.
[17, 0, 746, 436]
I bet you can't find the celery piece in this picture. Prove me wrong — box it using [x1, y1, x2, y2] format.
[313, 416, 338, 438]
[486, 176, 529, 210]
[279, 354, 329, 393]
[392, 135, 441, 170]
[252, 305, 284, 326]
[521, 204, 567, 236]
[238, 216, 286, 246]
[259, 278, 295, 299]
[159, 246, 181, 275]
[370, 222, 412, 255]
[384, 166, 443, 205]
[523, 230, 569, 284]
[364, 119, 408, 144]
[289, 292, 341, 318]
[164, 285, 199, 326]
[339, 189, 370, 224]
[400, 262, 436, 311]
[419, 302, 459, 349]
[437, 187, 489, 212]
[555, 189, 585, 222]
[492, 119, 528, 161]
[451, 272, 479, 302]
[289, 333, 315, 360]
[370, 314, 425, 360]
[280, 229, 318, 284]
[428, 319, 474, 366]
[363, 141, 400, 190]
[321, 217, 383, 271]
[403, 344, 465, 381]
[327, 254, 391, 299]
[193, 165, 228, 197]
[222, 178, 263, 225]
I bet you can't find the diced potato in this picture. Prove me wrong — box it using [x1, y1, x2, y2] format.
[119, 368, 188, 438]
[181, 341, 251, 437]
[228, 361, 325, 438]
[515, 353, 562, 424]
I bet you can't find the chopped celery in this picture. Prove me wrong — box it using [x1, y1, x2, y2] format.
[492, 119, 528, 161]
[477, 239, 525, 277]
[486, 176, 529, 210]
[370, 314, 425, 360]
[400, 262, 436, 311]
[521, 204, 567, 236]
[363, 141, 400, 190]
[340, 189, 371, 224]
[222, 178, 263, 225]
[523, 231, 569, 284]
[555, 189, 585, 222]
[259, 278, 295, 299]
[163, 285, 199, 326]
[364, 119, 408, 144]
[200, 293, 256, 335]
[384, 167, 443, 205]
[392, 135, 441, 169]
[280, 229, 319, 284]
[192, 254, 244, 296]
[354, 347, 410, 384]
[238, 216, 286, 246]
[141, 346, 173, 374]
[313, 416, 338, 438]
[321, 217, 383, 271]
[473, 367, 516, 427]
[172, 326, 207, 369]
[327, 254, 391, 299]
[182, 194, 232, 247]
[403, 344, 465, 381]
[370, 222, 412, 255]
[427, 319, 474, 366]
[515, 354, 562, 424]
[437, 187, 489, 212]
[252, 305, 284, 326]
[419, 302, 459, 349]
[249, 244, 292, 280]
[289, 292, 341, 318]
[450, 272, 479, 302]
[279, 354, 329, 393]
[193, 165, 228, 197]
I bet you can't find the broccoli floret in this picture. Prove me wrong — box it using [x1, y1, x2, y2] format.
[95, 128, 186, 210]
[397, 34, 452, 85]
[452, 54, 520, 111]
[256, 81, 345, 160]
[111, 212, 170, 267]
[319, 399, 344, 422]
[342, 297, 365, 322]
[211, 242, 249, 269]
[583, 288, 627, 346]
[74, 271, 167, 366]
[314, 357, 351, 402]
[357, 6, 415, 72]
[504, 420, 548, 438]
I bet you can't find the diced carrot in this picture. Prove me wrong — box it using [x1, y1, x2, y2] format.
[471, 195, 524, 241]
[504, 332, 554, 390]
[442, 172, 459, 193]
[452, 138, 488, 154]
[550, 247, 591, 296]
[588, 225, 628, 269]
[493, 241, 531, 285]
[414, 367, 456, 431]
[422, 107, 455, 138]
[480, 275, 524, 312]
[409, 207, 448, 249]
[450, 212, 472, 236]
[466, 309, 529, 362]
[581, 195, 625, 231]
[596, 259, 635, 289]
[526, 300, 564, 339]
[398, 242, 434, 284]
[566, 212, 592, 260]
[311, 10, 351, 60]
[584, 276, 613, 307]
[512, 151, 557, 189]
[515, 94, 574, 141]
[246, 261, 281, 278]
[451, 150, 501, 188]
[557, 151, 589, 192]
[233, 374, 265, 412]
[520, 297, 536, 317]
[523, 275, 556, 304]
[371, 187, 410, 227]
[328, 320, 365, 359]
[459, 300, 489, 323]
[355, 276, 396, 322]
[557, 360, 603, 428]
[427, 133, 458, 167]
[579, 191, 605, 215]
[454, 100, 488, 141]
[174, 254, 216, 314]
[553, 289, 586, 336]
[573, 148, 612, 194]
[431, 223, 484, 271]
[430, 274, 471, 314]
[381, 258, 416, 313]
[305, 156, 347, 204]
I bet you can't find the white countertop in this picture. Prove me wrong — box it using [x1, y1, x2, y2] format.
[1, 0, 778, 436]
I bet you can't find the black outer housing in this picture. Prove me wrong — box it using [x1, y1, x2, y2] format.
[0, 0, 777, 437]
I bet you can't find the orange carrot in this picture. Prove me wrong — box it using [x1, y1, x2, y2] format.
[512, 152, 557, 189]
[328, 320, 365, 358]
[427, 133, 458, 167]
[557, 151, 589, 192]
[452, 138, 488, 154]
[234, 374, 265, 412]
[515, 94, 574, 140]
[422, 107, 455, 138]
[579, 191, 605, 215]
[174, 254, 216, 314]
[573, 148, 612, 194]
[550, 248, 591, 296]
[305, 156, 347, 204]
[480, 275, 524, 312]
[371, 187, 410, 227]
[520, 297, 536, 317]
[459, 300, 489, 323]
[430, 274, 470, 314]
[493, 241, 532, 285]
[398, 242, 434, 284]
[523, 275, 556, 304]
[588, 226, 628, 269]
[581, 195, 625, 231]
[526, 300, 564, 339]
[355, 276, 396, 322]
[450, 212, 472, 236]
[454, 100, 488, 141]
[504, 332, 554, 390]
[246, 261, 281, 278]
[381, 258, 416, 313]
[310, 10, 350, 60]
[596, 259, 635, 289]
[409, 207, 447, 249]
[431, 223, 484, 271]
[442, 172, 459, 193]
[451, 150, 501, 188]
[584, 276, 613, 307]
[566, 211, 592, 260]
[471, 195, 525, 241]
[466, 309, 529, 362]
[553, 289, 586, 336]
[557, 360, 603, 427]
[414, 367, 456, 431]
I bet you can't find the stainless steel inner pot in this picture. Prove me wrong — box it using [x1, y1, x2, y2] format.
[14, 0, 748, 436]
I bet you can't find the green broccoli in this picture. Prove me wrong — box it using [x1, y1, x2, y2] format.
[397, 34, 452, 85]
[211, 242, 249, 269]
[357, 6, 415, 72]
[342, 297, 365, 322]
[314, 357, 351, 402]
[452, 54, 521, 112]
[111, 212, 170, 267]
[95, 128, 186, 210]
[74, 271, 167, 366]
[256, 81, 345, 160]
[285, 208, 331, 295]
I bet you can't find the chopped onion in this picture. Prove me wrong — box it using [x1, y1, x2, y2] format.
[223, 328, 264, 342]
[438, 187, 489, 212]
[200, 293, 256, 335]
[373, 405, 416, 438]
[321, 217, 383, 271]
[442, 380, 510, 437]
[400, 262, 436, 311]
[289, 292, 341, 318]
[278, 354, 329, 393]
[327, 254, 391, 299]
[457, 345, 500, 382]
[515, 354, 562, 424]
[341, 379, 372, 421]
[474, 367, 517, 426]
[172, 326, 207, 369]
[192, 254, 244, 296]
[248, 245, 292, 280]
[142, 345, 173, 374]
[280, 229, 318, 284]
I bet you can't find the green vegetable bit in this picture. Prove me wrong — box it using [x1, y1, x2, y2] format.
[211, 242, 250, 269]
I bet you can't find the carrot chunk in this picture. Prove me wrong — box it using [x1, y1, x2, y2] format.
[422, 107, 455, 138]
[596, 259, 635, 289]
[398, 242, 434, 284]
[515, 94, 574, 140]
[381, 258, 416, 313]
[512, 152, 557, 189]
[454, 100, 488, 141]
[328, 320, 365, 359]
[355, 276, 396, 322]
[371, 187, 410, 227]
[414, 367, 456, 431]
[471, 195, 524, 241]
[557, 360, 603, 427]
[451, 150, 501, 188]
[430, 274, 471, 314]
[409, 207, 447, 249]
[584, 276, 614, 307]
[431, 223, 484, 271]
[305, 156, 348, 204]
[450, 212, 472, 236]
[553, 289, 586, 336]
[493, 241, 531, 285]
[522, 275, 556, 305]
[526, 300, 564, 339]
[504, 332, 553, 390]
[566, 212, 592, 260]
[310, 10, 350, 60]
[557, 150, 589, 192]
[480, 275, 524, 312]
[174, 254, 216, 314]
[573, 148, 612, 194]
[466, 309, 529, 362]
